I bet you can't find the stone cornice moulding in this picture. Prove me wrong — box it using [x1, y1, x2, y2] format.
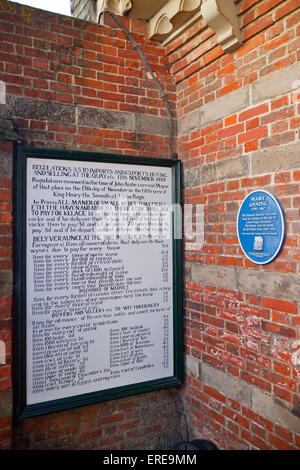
[90, 0, 132, 23]
[150, 0, 241, 50]
[148, 0, 202, 42]
[89, 0, 242, 52]
[201, 0, 242, 52]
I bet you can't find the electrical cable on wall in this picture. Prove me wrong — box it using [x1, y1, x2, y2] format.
[98, 10, 174, 160]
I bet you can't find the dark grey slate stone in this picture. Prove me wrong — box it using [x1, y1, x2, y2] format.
[78, 106, 134, 131]
[5, 96, 76, 124]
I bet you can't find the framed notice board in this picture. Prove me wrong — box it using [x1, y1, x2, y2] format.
[14, 146, 183, 419]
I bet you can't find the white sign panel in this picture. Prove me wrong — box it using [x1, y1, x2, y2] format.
[25, 156, 176, 406]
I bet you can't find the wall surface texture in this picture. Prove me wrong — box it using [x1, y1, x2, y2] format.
[0, 0, 299, 450]
[0, 1, 180, 450]
[174, 0, 300, 450]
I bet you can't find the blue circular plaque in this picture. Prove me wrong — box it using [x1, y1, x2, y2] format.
[237, 190, 285, 265]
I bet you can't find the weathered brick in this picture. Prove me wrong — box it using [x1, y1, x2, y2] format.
[261, 297, 297, 314]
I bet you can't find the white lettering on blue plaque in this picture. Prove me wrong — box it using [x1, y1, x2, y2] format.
[237, 190, 285, 265]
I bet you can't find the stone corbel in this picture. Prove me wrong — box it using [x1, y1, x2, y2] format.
[88, 0, 242, 52]
[149, 0, 202, 42]
[201, 0, 242, 52]
[90, 0, 132, 23]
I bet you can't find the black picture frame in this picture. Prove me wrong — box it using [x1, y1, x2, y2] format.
[13, 146, 183, 420]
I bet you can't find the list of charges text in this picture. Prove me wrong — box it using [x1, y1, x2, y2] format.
[26, 158, 174, 405]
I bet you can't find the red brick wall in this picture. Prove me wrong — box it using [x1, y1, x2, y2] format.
[0, 2, 180, 450]
[171, 0, 300, 450]
[0, 0, 300, 451]
[0, 3, 176, 154]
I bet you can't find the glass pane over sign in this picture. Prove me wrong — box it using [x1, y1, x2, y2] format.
[15, 148, 182, 418]
[26, 158, 174, 404]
